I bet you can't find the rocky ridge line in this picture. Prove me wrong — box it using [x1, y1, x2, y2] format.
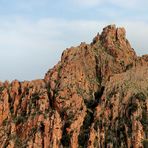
[0, 25, 148, 148]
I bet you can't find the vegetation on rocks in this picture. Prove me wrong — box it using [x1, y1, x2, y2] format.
[0, 25, 147, 148]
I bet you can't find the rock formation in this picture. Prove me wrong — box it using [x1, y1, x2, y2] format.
[0, 25, 147, 148]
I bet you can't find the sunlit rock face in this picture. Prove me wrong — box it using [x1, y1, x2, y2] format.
[0, 25, 147, 148]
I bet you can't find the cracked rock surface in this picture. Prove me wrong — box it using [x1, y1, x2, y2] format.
[0, 25, 148, 148]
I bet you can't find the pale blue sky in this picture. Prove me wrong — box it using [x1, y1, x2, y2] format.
[0, 0, 148, 81]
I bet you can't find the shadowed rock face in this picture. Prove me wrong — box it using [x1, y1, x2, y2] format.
[0, 25, 147, 148]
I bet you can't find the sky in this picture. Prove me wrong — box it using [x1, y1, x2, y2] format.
[0, 0, 148, 81]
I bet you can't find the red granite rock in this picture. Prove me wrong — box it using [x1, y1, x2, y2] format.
[0, 25, 147, 148]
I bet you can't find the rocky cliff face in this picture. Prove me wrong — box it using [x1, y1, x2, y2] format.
[0, 25, 147, 148]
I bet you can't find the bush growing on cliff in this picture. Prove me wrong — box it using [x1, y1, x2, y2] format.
[142, 139, 148, 148]
[0, 86, 4, 93]
[134, 92, 146, 101]
[13, 115, 26, 125]
[2, 118, 8, 126]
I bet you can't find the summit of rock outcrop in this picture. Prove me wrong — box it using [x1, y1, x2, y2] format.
[0, 25, 147, 148]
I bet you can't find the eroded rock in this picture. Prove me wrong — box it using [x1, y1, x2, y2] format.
[0, 25, 147, 148]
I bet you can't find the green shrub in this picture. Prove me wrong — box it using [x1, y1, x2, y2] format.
[142, 139, 148, 148]
[126, 63, 133, 70]
[94, 120, 102, 131]
[134, 92, 146, 101]
[0, 86, 4, 92]
[2, 118, 8, 126]
[128, 103, 138, 116]
[13, 116, 25, 125]
[61, 122, 71, 147]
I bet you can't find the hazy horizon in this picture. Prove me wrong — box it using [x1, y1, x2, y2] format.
[0, 0, 148, 81]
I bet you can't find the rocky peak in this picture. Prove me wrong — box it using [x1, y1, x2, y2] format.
[99, 24, 126, 43]
[0, 25, 147, 148]
[101, 24, 126, 41]
[93, 25, 126, 44]
[92, 25, 137, 73]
